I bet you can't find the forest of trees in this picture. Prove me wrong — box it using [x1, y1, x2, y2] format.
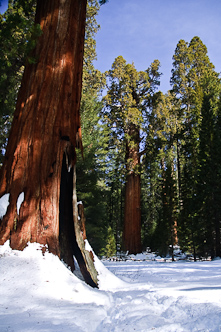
[0, 0, 220, 263]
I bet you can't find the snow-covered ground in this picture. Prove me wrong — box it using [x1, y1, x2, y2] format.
[0, 242, 221, 332]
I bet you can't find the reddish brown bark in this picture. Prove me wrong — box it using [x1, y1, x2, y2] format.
[0, 0, 98, 287]
[123, 124, 142, 254]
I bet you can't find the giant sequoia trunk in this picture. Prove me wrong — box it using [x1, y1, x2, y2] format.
[0, 0, 98, 287]
[123, 123, 142, 254]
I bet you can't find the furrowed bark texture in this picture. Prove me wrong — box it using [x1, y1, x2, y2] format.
[0, 0, 98, 287]
[123, 124, 142, 254]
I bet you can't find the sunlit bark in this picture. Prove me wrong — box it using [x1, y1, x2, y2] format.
[0, 0, 98, 287]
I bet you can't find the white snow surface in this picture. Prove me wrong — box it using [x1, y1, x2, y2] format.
[0, 193, 10, 218]
[17, 192, 24, 215]
[0, 242, 221, 332]
[0, 192, 24, 218]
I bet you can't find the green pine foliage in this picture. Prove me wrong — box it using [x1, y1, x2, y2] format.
[0, 0, 36, 163]
[142, 91, 179, 256]
[194, 71, 221, 258]
[76, 0, 110, 255]
[102, 226, 116, 257]
[170, 36, 221, 259]
[76, 94, 110, 255]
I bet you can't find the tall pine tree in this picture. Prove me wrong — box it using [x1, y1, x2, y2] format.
[170, 36, 221, 258]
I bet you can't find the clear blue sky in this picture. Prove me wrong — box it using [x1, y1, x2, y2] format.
[95, 0, 221, 93]
[1, 0, 221, 93]
[0, 0, 7, 13]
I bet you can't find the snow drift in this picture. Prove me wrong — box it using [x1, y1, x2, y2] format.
[0, 241, 221, 332]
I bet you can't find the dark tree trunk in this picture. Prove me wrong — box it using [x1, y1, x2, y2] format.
[0, 0, 98, 287]
[214, 206, 221, 258]
[123, 123, 142, 254]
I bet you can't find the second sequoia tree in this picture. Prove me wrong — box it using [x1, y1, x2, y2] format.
[104, 56, 160, 253]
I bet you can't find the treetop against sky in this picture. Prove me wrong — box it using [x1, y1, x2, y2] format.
[95, 0, 221, 93]
[1, 0, 220, 94]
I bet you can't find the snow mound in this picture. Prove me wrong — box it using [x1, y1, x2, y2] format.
[1, 241, 221, 332]
[0, 241, 113, 305]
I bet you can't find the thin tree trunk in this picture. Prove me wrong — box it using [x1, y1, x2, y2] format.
[0, 0, 98, 287]
[171, 160, 178, 261]
[176, 137, 182, 209]
[214, 204, 221, 258]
